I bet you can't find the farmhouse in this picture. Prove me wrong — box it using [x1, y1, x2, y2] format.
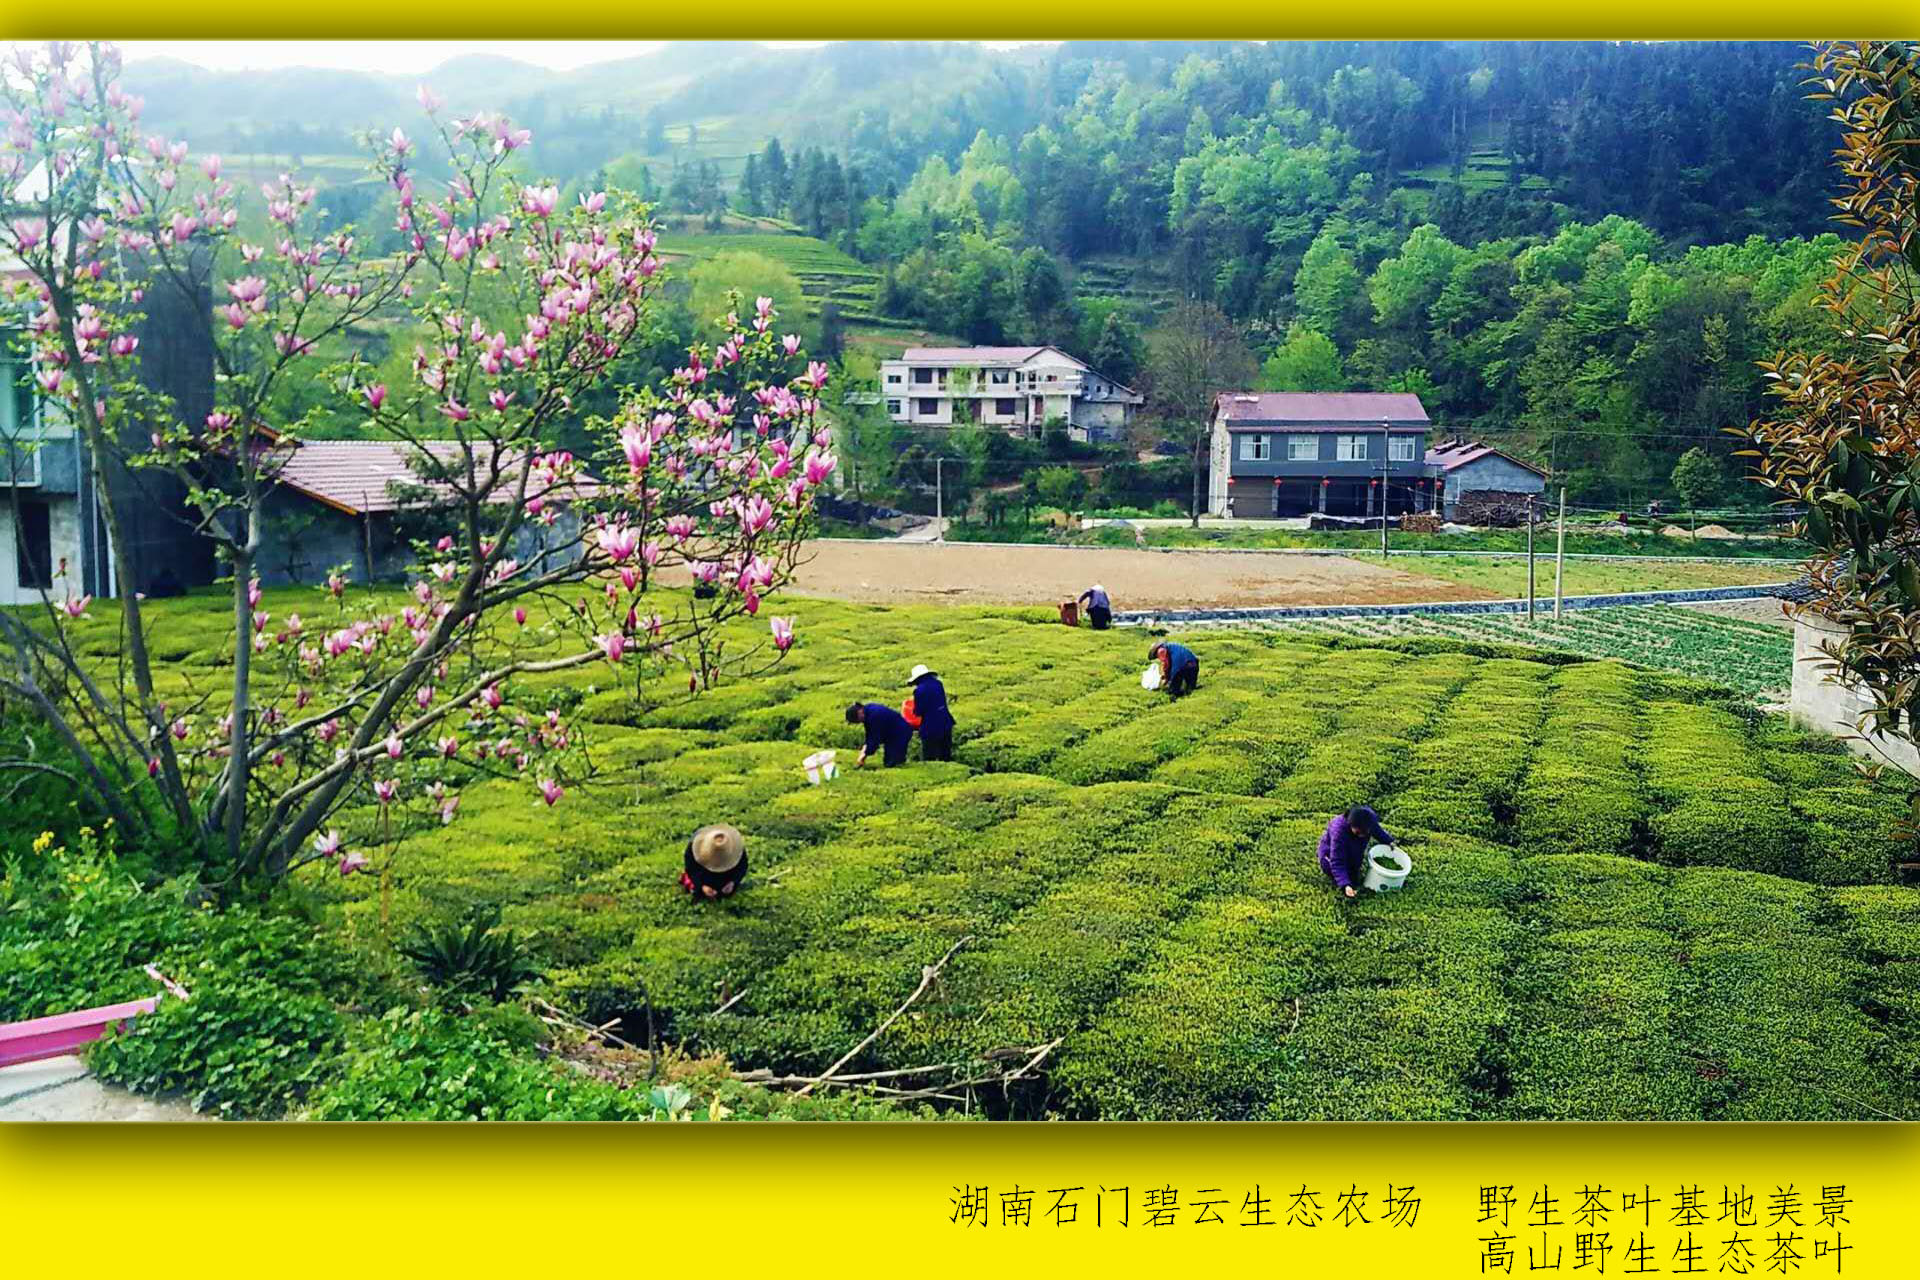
[1426, 438, 1549, 521]
[1, 268, 216, 607]
[876, 346, 1142, 442]
[1207, 391, 1439, 518]
[257, 439, 596, 587]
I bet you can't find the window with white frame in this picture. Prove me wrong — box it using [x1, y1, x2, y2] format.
[917, 398, 939, 416]
[1287, 434, 1318, 461]
[886, 400, 902, 415]
[1238, 434, 1270, 461]
[1336, 434, 1368, 462]
[885, 373, 902, 384]
[990, 370, 1010, 384]
[1388, 435, 1416, 462]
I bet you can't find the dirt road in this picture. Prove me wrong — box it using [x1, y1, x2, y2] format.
[772, 540, 1495, 609]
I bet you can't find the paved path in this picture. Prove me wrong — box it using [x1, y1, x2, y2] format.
[889, 517, 949, 543]
[0, 1056, 204, 1122]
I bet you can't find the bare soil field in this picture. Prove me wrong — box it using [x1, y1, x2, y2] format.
[765, 540, 1499, 609]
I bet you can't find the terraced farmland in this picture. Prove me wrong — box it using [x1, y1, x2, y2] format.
[1244, 605, 1794, 702]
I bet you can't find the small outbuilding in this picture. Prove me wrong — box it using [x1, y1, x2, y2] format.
[258, 439, 594, 587]
[1424, 439, 1549, 521]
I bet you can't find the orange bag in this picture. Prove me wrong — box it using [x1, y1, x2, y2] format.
[901, 696, 922, 728]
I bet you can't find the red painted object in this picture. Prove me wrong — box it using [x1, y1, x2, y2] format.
[0, 998, 159, 1069]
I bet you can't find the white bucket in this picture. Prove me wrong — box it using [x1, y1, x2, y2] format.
[1140, 665, 1163, 691]
[803, 750, 838, 785]
[1362, 843, 1411, 892]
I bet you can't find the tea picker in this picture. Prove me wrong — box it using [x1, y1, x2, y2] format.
[845, 700, 914, 768]
[682, 824, 748, 901]
[1145, 640, 1199, 698]
[1317, 805, 1410, 899]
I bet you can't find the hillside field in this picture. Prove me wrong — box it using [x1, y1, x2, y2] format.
[160, 590, 1913, 1122]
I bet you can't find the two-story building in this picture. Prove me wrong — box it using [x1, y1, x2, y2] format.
[1207, 391, 1440, 518]
[877, 346, 1143, 442]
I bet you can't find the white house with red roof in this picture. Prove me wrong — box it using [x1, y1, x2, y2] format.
[876, 345, 1142, 441]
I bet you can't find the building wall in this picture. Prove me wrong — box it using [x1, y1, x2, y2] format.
[0, 492, 85, 606]
[1443, 456, 1547, 511]
[1224, 427, 1429, 480]
[1789, 614, 1920, 778]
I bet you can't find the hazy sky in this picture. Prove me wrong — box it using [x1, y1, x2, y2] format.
[112, 40, 1036, 75]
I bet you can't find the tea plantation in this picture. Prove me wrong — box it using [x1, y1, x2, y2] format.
[299, 596, 1920, 1121]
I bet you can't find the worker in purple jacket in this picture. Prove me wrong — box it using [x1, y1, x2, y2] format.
[1318, 804, 1392, 899]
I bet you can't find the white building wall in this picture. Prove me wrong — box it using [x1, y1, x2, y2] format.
[1208, 419, 1230, 516]
[0, 492, 85, 606]
[1789, 614, 1920, 778]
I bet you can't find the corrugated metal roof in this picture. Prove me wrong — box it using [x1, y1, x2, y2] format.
[1422, 441, 1549, 477]
[271, 440, 596, 516]
[1214, 392, 1430, 424]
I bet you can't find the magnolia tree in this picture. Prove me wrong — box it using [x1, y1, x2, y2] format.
[1742, 41, 1920, 760]
[0, 42, 833, 885]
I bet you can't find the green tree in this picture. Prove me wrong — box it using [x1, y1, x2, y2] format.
[1088, 309, 1144, 385]
[685, 251, 807, 336]
[1292, 228, 1366, 343]
[1670, 447, 1722, 540]
[1260, 325, 1346, 391]
[1034, 464, 1089, 512]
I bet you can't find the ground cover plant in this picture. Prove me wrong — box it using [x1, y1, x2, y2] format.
[33, 581, 1906, 1120]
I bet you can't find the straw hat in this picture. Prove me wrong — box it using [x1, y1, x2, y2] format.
[689, 824, 746, 874]
[906, 663, 936, 684]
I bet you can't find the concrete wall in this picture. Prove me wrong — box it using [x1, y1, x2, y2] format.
[1789, 614, 1920, 778]
[0, 491, 84, 606]
[1443, 455, 1546, 510]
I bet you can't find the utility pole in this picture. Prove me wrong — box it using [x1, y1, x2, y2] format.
[935, 456, 944, 542]
[1525, 495, 1536, 624]
[1553, 486, 1567, 620]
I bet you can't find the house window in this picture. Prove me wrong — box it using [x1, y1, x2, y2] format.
[886, 400, 902, 415]
[912, 368, 933, 384]
[1336, 434, 1368, 462]
[1238, 434, 1270, 461]
[1389, 436, 1416, 462]
[885, 373, 901, 385]
[917, 398, 939, 416]
[995, 398, 1016, 416]
[13, 498, 51, 589]
[990, 370, 1010, 384]
[1287, 434, 1318, 461]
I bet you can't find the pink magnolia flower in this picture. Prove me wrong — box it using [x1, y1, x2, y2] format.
[538, 778, 564, 806]
[338, 850, 371, 877]
[520, 184, 559, 218]
[384, 733, 403, 760]
[770, 616, 794, 651]
[438, 398, 471, 422]
[317, 719, 340, 743]
[598, 524, 639, 562]
[620, 425, 652, 473]
[741, 496, 773, 535]
[596, 633, 626, 665]
[364, 383, 386, 411]
[804, 361, 830, 389]
[781, 334, 801, 356]
[514, 607, 527, 626]
[170, 717, 189, 741]
[439, 794, 461, 825]
[110, 335, 138, 357]
[415, 685, 433, 709]
[805, 451, 837, 486]
[227, 276, 266, 304]
[438, 735, 459, 759]
[417, 84, 444, 113]
[481, 683, 503, 710]
[60, 594, 91, 619]
[313, 830, 342, 858]
[373, 778, 398, 805]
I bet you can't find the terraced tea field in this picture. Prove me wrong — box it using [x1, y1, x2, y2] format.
[277, 596, 1919, 1120]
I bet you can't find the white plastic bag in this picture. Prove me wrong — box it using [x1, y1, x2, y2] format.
[803, 750, 838, 785]
[1140, 665, 1163, 691]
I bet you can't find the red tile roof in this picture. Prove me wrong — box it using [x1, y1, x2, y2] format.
[1215, 392, 1430, 425]
[270, 440, 597, 516]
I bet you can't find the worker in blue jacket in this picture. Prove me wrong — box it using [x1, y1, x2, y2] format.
[1147, 640, 1200, 698]
[847, 700, 914, 768]
[905, 664, 956, 762]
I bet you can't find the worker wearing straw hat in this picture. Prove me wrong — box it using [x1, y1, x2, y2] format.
[905, 663, 956, 762]
[681, 824, 748, 900]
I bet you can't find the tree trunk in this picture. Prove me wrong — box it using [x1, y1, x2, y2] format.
[1190, 436, 1203, 529]
[224, 547, 252, 869]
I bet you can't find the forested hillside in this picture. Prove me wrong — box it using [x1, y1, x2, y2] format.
[124, 41, 1846, 502]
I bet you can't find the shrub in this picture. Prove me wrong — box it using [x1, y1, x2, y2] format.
[398, 905, 543, 1003]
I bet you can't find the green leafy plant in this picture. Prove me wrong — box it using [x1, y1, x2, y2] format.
[397, 906, 542, 1003]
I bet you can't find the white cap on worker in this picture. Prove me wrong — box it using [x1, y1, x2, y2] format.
[907, 664, 934, 683]
[1093, 584, 1105, 592]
